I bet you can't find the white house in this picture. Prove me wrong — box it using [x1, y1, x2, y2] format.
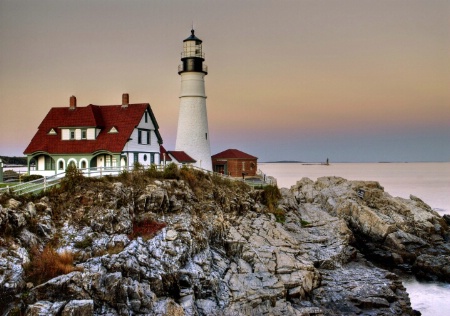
[24, 94, 163, 176]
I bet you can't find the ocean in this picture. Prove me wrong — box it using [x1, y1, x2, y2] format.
[259, 162, 450, 316]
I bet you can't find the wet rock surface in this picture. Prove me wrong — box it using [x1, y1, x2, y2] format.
[0, 174, 436, 315]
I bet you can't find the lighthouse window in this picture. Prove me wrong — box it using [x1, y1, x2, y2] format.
[205, 133, 208, 140]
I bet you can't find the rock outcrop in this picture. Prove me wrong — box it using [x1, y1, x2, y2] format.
[292, 176, 450, 282]
[0, 173, 431, 315]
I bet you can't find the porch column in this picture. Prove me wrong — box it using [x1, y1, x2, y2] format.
[0, 159, 3, 183]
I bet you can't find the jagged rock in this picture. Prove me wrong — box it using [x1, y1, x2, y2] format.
[292, 176, 450, 282]
[6, 198, 21, 209]
[61, 300, 94, 316]
[413, 254, 450, 281]
[443, 214, 450, 225]
[152, 298, 185, 316]
[1, 176, 426, 315]
[165, 229, 178, 241]
[25, 300, 66, 315]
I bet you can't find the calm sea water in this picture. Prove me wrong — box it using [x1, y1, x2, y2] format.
[259, 162, 450, 214]
[259, 162, 450, 316]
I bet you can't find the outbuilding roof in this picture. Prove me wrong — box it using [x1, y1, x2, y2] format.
[24, 103, 163, 155]
[167, 151, 196, 163]
[211, 149, 257, 160]
[160, 145, 172, 162]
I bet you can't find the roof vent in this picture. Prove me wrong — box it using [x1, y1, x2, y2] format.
[122, 93, 129, 108]
[69, 95, 76, 110]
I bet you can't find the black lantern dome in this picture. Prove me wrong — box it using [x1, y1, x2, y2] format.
[178, 29, 207, 74]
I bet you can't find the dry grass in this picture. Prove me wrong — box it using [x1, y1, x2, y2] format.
[25, 245, 82, 285]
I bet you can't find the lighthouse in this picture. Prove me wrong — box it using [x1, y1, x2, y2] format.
[175, 29, 212, 171]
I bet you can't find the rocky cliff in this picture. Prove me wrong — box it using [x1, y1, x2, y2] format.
[2, 170, 445, 315]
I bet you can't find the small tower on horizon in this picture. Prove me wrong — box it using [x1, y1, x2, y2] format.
[175, 29, 212, 171]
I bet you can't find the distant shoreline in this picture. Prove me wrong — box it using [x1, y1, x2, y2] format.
[261, 161, 446, 164]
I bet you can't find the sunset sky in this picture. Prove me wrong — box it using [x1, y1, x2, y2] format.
[1, 0, 449, 162]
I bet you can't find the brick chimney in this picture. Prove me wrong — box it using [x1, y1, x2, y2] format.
[69, 95, 76, 110]
[122, 93, 129, 108]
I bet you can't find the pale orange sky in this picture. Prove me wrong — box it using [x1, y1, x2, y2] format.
[1, 0, 449, 161]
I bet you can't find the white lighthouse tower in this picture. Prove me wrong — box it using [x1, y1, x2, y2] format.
[175, 29, 212, 171]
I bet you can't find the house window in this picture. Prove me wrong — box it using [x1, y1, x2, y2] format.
[81, 130, 87, 139]
[70, 130, 75, 140]
[145, 112, 148, 123]
[45, 156, 55, 170]
[151, 154, 154, 164]
[81, 160, 87, 169]
[138, 129, 150, 144]
[134, 153, 138, 163]
[58, 161, 64, 170]
[242, 161, 245, 171]
[205, 133, 208, 140]
[143, 154, 147, 162]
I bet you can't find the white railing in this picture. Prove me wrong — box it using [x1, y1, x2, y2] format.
[0, 171, 65, 196]
[0, 164, 276, 196]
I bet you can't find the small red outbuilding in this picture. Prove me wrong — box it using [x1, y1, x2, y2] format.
[211, 149, 258, 177]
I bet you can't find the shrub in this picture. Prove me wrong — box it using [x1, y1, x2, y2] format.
[25, 245, 82, 285]
[145, 164, 163, 178]
[133, 162, 144, 172]
[129, 219, 166, 241]
[260, 185, 284, 222]
[59, 163, 85, 192]
[117, 169, 131, 182]
[20, 174, 44, 182]
[270, 208, 286, 223]
[261, 185, 281, 211]
[211, 173, 233, 188]
[179, 167, 198, 188]
[163, 163, 179, 179]
[74, 236, 93, 249]
[300, 219, 311, 227]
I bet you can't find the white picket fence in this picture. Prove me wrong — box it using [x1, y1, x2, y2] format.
[0, 165, 276, 196]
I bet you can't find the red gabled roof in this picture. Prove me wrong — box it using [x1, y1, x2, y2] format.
[24, 103, 163, 155]
[37, 104, 105, 129]
[212, 149, 257, 159]
[160, 145, 172, 161]
[168, 151, 196, 163]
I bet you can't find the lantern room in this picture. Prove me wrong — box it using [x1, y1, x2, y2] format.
[179, 29, 207, 74]
[182, 29, 204, 59]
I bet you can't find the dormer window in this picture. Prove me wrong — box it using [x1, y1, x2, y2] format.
[81, 130, 87, 139]
[70, 130, 75, 140]
[108, 126, 118, 133]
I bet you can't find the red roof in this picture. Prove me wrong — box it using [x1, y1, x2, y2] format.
[168, 151, 196, 163]
[212, 149, 257, 160]
[160, 145, 172, 161]
[24, 103, 163, 155]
